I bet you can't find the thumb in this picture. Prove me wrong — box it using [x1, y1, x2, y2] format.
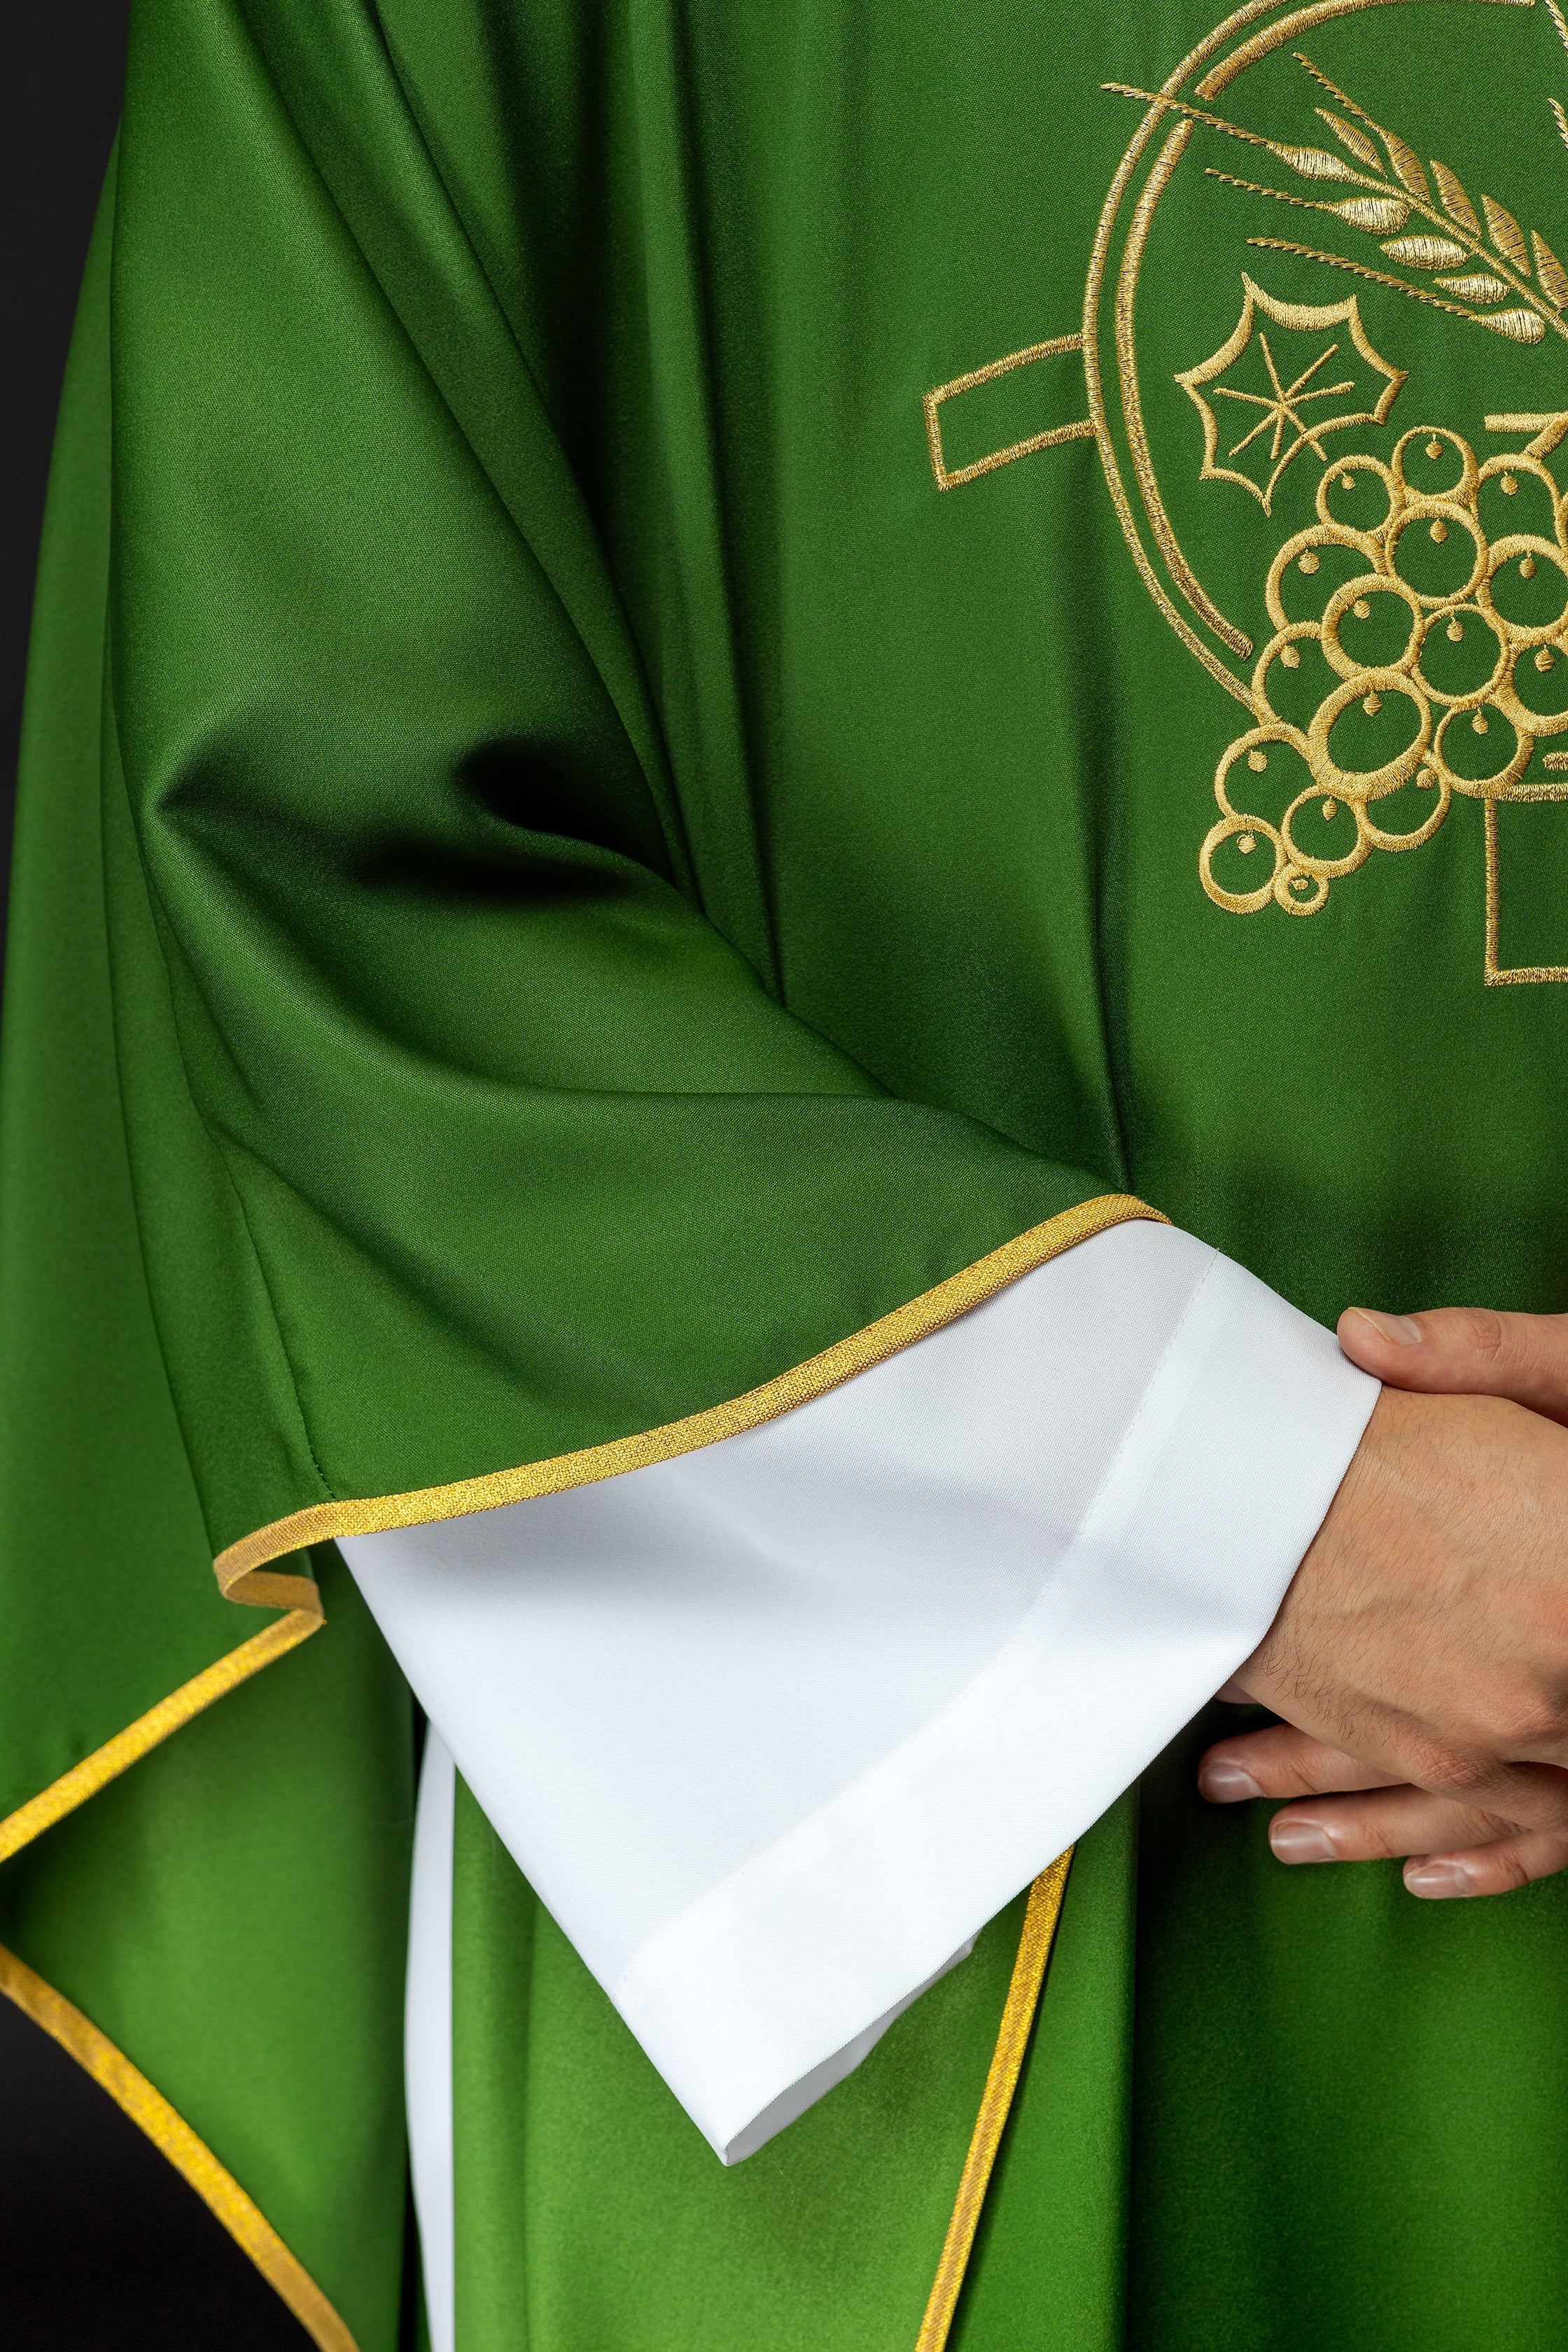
[1337, 1303, 1568, 1422]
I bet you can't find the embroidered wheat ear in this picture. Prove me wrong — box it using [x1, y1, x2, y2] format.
[1107, 52, 1568, 348]
[1280, 52, 1567, 342]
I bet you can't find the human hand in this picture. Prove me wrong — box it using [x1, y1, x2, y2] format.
[1200, 1306, 1568, 1898]
[1335, 1301, 1568, 1427]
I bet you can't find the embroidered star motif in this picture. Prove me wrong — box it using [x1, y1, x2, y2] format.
[1177, 276, 1406, 512]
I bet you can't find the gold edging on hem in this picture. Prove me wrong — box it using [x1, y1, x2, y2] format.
[0, 1600, 322, 1868]
[214, 1195, 1166, 1587]
[913, 1850, 1074, 2352]
[0, 1942, 358, 2352]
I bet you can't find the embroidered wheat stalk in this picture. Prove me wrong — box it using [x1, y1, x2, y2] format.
[1107, 51, 1568, 348]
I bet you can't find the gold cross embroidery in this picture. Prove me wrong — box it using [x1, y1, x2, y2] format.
[923, 334, 1093, 490]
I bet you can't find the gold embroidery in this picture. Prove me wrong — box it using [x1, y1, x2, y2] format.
[1160, 52, 1568, 346]
[1176, 276, 1406, 511]
[913, 1852, 1074, 2352]
[1082, 8, 1278, 711]
[0, 1599, 321, 1867]
[1205, 423, 1568, 918]
[1118, 122, 1257, 656]
[920, 11, 1350, 693]
[1245, 236, 1541, 328]
[1486, 408, 1568, 454]
[1485, 789, 1568, 976]
[930, 3, 1564, 973]
[1103, 8, 1568, 972]
[0, 1943, 358, 2352]
[1079, 0, 1540, 721]
[216, 1196, 1166, 1588]
[1196, 0, 1531, 99]
[923, 338, 1094, 491]
[1137, 38, 1568, 956]
[1107, 55, 1562, 343]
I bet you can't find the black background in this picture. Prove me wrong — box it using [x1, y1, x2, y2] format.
[1, 6, 312, 2342]
[1, 0, 124, 947]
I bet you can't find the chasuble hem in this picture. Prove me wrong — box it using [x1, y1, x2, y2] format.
[0, 1600, 322, 1868]
[0, 1941, 359, 2352]
[0, 1593, 346, 2339]
[212, 1193, 1161, 1592]
[911, 1851, 1075, 2352]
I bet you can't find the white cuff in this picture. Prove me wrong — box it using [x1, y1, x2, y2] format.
[346, 1219, 1377, 2160]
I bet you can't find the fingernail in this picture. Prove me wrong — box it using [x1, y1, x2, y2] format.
[1348, 1307, 1424, 1346]
[1270, 1818, 1337, 1863]
[1405, 1858, 1474, 1898]
[1198, 1759, 1264, 1802]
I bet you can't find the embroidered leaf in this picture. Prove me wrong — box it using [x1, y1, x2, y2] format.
[1272, 142, 1359, 181]
[1533, 230, 1568, 309]
[1315, 107, 1381, 169]
[1175, 276, 1407, 516]
[1479, 307, 1548, 344]
[1429, 160, 1481, 236]
[1481, 194, 1529, 269]
[1329, 195, 1409, 232]
[1434, 271, 1514, 302]
[1380, 132, 1431, 200]
[1381, 234, 1469, 268]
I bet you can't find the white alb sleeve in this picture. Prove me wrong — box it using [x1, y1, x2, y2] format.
[342, 1218, 1377, 2162]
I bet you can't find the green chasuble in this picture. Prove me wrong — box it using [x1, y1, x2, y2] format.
[6, 0, 1568, 2343]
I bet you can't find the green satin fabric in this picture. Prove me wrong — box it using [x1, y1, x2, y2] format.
[6, 0, 1568, 2344]
[97, 0, 1107, 1555]
[0, 187, 412, 2348]
[451, 1779, 1139, 2352]
[1131, 1707, 1568, 2350]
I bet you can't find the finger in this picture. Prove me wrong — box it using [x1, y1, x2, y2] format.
[1404, 1826, 1568, 1898]
[1337, 1303, 1568, 1424]
[1266, 1784, 1536, 1865]
[1198, 1721, 1400, 1804]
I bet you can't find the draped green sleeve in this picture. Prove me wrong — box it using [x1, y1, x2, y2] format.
[0, 21, 1135, 2313]
[94, 0, 1126, 1569]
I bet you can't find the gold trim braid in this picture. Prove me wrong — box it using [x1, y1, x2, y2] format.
[0, 1597, 322, 1867]
[0, 1942, 358, 2352]
[914, 1851, 1075, 2352]
[0, 1597, 329, 2326]
[216, 1194, 1164, 1588]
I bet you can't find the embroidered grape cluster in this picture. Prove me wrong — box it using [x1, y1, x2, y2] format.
[1203, 426, 1568, 916]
